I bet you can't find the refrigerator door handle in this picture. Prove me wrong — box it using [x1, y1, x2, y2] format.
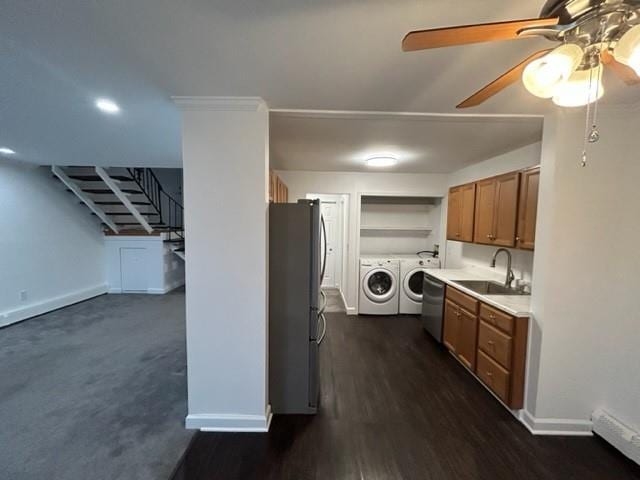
[317, 313, 327, 345]
[319, 290, 327, 315]
[320, 214, 327, 285]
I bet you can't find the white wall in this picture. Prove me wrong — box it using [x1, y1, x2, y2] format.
[104, 235, 184, 294]
[178, 97, 270, 431]
[360, 199, 442, 256]
[0, 162, 107, 327]
[445, 142, 542, 283]
[528, 107, 640, 434]
[276, 170, 449, 313]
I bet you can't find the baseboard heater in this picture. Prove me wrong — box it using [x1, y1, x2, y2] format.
[592, 409, 640, 465]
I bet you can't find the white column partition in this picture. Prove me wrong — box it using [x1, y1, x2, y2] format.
[174, 97, 271, 432]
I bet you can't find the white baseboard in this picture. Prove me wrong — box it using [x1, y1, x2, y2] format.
[519, 410, 593, 436]
[109, 280, 185, 295]
[186, 405, 273, 432]
[340, 291, 358, 315]
[0, 284, 108, 328]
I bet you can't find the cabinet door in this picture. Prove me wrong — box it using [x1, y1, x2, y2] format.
[473, 178, 496, 245]
[492, 172, 520, 247]
[446, 187, 462, 241]
[443, 299, 460, 353]
[457, 307, 478, 371]
[516, 167, 540, 250]
[459, 183, 476, 242]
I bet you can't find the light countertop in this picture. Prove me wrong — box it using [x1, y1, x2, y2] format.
[426, 268, 532, 317]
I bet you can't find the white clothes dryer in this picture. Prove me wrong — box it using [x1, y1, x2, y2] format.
[397, 255, 441, 314]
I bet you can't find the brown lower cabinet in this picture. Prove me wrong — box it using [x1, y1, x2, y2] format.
[444, 285, 528, 409]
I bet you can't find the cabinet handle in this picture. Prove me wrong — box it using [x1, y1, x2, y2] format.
[488, 341, 495, 348]
[456, 233, 460, 237]
[515, 236, 521, 242]
[489, 314, 496, 320]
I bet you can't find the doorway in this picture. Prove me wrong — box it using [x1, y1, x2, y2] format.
[306, 193, 349, 295]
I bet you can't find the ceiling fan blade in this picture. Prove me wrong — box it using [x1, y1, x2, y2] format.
[601, 49, 640, 85]
[402, 17, 559, 51]
[457, 49, 553, 109]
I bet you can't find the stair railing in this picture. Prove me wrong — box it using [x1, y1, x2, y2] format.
[127, 168, 184, 236]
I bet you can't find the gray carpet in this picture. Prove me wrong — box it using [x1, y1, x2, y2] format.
[0, 289, 192, 480]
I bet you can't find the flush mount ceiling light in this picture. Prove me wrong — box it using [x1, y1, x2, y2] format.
[95, 98, 120, 114]
[0, 147, 16, 155]
[365, 155, 398, 168]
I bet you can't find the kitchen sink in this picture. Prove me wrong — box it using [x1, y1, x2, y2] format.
[452, 280, 529, 296]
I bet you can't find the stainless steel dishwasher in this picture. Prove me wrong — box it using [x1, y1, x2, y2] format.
[421, 273, 445, 343]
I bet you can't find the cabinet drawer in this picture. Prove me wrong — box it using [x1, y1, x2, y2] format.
[446, 287, 479, 314]
[478, 321, 512, 369]
[477, 350, 510, 404]
[479, 303, 514, 335]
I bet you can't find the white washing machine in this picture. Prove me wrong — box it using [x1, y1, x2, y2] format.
[396, 255, 441, 315]
[359, 257, 400, 315]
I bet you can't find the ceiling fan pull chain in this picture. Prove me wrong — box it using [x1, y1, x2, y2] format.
[589, 60, 603, 144]
[581, 67, 594, 167]
[588, 20, 607, 148]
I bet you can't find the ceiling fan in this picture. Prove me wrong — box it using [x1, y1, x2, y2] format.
[402, 0, 640, 109]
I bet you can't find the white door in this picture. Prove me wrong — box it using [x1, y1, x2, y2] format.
[120, 248, 148, 292]
[320, 201, 339, 288]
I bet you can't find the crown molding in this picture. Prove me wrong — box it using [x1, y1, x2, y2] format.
[172, 96, 268, 112]
[269, 108, 543, 124]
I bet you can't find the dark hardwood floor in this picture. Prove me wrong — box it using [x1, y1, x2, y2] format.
[170, 313, 640, 480]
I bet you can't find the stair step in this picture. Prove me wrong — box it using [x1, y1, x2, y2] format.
[112, 222, 167, 226]
[79, 188, 142, 194]
[174, 248, 185, 252]
[68, 175, 132, 182]
[164, 239, 185, 243]
[94, 201, 151, 206]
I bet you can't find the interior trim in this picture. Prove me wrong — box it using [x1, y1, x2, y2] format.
[519, 409, 594, 436]
[186, 405, 273, 432]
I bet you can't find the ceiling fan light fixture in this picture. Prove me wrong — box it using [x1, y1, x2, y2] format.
[552, 66, 604, 107]
[614, 24, 640, 75]
[522, 43, 584, 98]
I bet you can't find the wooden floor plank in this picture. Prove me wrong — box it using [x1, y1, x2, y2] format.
[170, 314, 640, 480]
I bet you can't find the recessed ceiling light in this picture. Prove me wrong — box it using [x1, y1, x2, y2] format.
[95, 98, 120, 114]
[0, 147, 16, 155]
[365, 155, 398, 168]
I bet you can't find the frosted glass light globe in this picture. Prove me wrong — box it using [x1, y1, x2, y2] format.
[615, 25, 640, 75]
[552, 66, 604, 107]
[523, 44, 584, 98]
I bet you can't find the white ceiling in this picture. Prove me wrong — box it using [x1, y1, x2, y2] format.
[2, 0, 639, 167]
[270, 111, 543, 173]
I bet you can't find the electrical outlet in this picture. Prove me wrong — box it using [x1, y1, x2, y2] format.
[20, 290, 27, 302]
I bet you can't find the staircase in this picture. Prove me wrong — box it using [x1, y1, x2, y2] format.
[52, 166, 185, 259]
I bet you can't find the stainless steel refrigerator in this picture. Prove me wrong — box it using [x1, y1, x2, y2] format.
[269, 199, 327, 414]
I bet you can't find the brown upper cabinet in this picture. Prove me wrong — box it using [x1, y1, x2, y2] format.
[446, 183, 475, 242]
[474, 171, 520, 247]
[516, 167, 540, 250]
[447, 167, 539, 250]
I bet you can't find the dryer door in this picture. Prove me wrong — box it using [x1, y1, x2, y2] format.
[363, 268, 397, 303]
[404, 268, 425, 302]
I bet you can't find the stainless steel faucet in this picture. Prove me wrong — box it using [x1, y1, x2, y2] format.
[491, 248, 515, 288]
